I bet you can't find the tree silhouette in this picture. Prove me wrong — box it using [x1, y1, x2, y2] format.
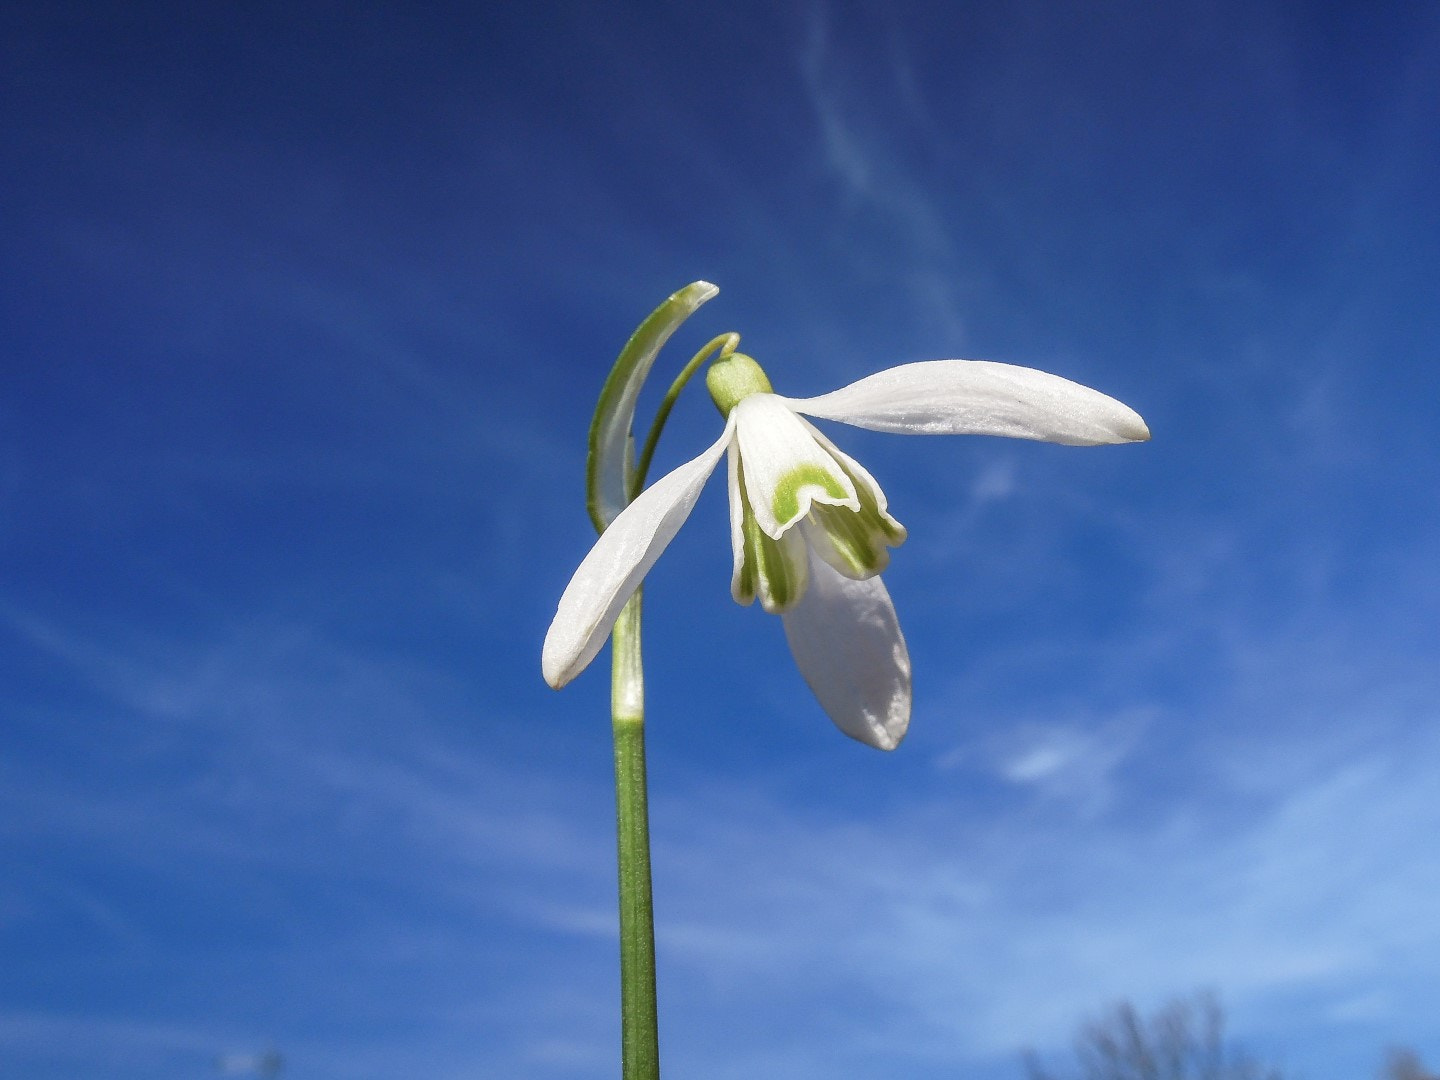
[1024, 993, 1284, 1080]
[1383, 1047, 1438, 1080]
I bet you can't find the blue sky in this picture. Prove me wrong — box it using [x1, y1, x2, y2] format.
[3, 2, 1439, 1078]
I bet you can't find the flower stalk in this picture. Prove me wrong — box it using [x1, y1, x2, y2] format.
[583, 282, 723, 1080]
[610, 591, 659, 1080]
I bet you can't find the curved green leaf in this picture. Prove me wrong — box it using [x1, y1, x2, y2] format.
[587, 281, 719, 531]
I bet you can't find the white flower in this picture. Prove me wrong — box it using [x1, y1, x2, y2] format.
[542, 353, 1149, 751]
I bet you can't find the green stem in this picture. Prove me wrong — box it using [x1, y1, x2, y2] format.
[611, 591, 658, 1080]
[606, 324, 737, 1079]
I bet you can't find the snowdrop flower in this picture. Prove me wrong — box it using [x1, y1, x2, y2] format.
[542, 350, 1149, 751]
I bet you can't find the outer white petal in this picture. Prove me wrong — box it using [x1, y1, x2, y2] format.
[784, 360, 1151, 446]
[543, 418, 734, 688]
[732, 394, 858, 538]
[781, 550, 911, 751]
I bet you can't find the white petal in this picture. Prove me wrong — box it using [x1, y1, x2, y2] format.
[781, 550, 911, 750]
[785, 360, 1151, 446]
[543, 419, 733, 688]
[799, 514, 890, 580]
[588, 281, 719, 528]
[732, 394, 858, 538]
[725, 440, 748, 602]
[799, 418, 906, 543]
[727, 443, 810, 611]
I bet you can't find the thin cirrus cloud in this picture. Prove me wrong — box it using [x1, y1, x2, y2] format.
[642, 721, 1440, 1073]
[4, 530, 1440, 1080]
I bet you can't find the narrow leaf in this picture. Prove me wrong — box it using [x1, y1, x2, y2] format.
[587, 281, 719, 530]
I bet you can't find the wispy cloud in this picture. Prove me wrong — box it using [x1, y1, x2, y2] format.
[985, 711, 1148, 814]
[1, 609, 625, 1076]
[643, 719, 1440, 1076]
[798, 8, 948, 255]
[797, 0, 973, 346]
[6, 474, 1439, 1080]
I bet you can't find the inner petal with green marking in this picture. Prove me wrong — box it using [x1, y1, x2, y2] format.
[800, 450, 907, 578]
[730, 393, 861, 537]
[803, 502, 895, 579]
[731, 462, 810, 613]
[770, 463, 852, 526]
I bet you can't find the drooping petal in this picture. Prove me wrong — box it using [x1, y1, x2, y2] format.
[544, 419, 734, 688]
[587, 281, 719, 529]
[781, 550, 911, 751]
[732, 394, 858, 539]
[784, 360, 1151, 446]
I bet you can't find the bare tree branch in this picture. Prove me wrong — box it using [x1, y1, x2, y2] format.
[1021, 992, 1284, 1080]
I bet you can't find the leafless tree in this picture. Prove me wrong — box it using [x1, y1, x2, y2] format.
[1382, 1047, 1438, 1080]
[1024, 992, 1284, 1080]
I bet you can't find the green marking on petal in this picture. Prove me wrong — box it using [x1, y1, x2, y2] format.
[851, 474, 907, 546]
[808, 503, 892, 577]
[771, 464, 850, 527]
[734, 544, 757, 605]
[797, 445, 908, 580]
[746, 510, 801, 612]
[734, 465, 807, 612]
